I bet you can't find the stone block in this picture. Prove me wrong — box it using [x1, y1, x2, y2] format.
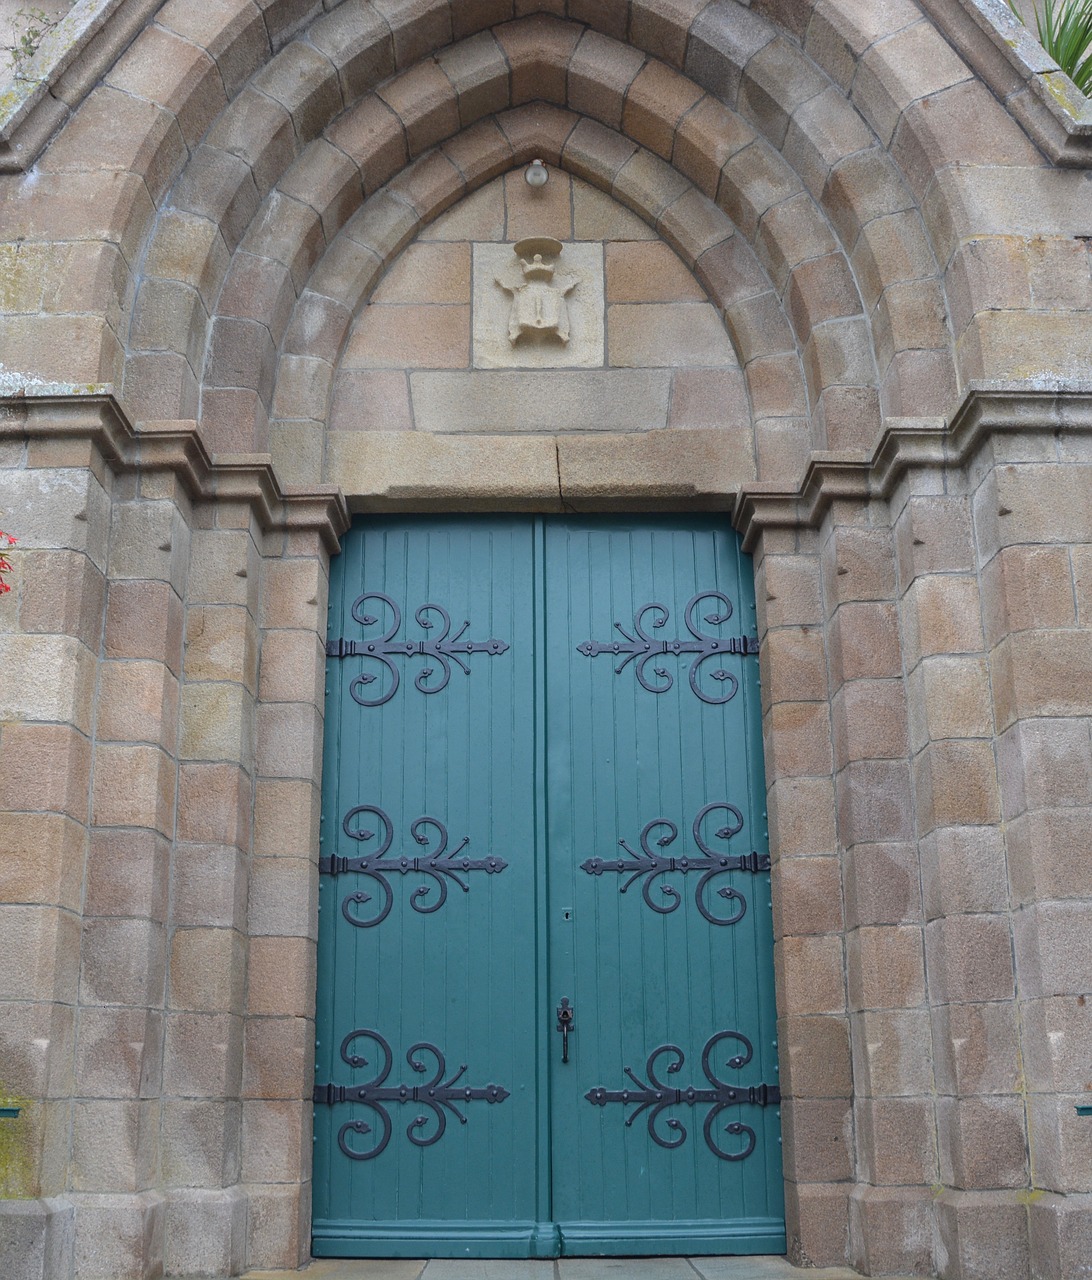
[163, 1011, 243, 1099]
[926, 914, 1015, 1005]
[71, 1190, 164, 1280]
[851, 1007, 933, 1098]
[718, 140, 802, 241]
[756, 554, 823, 630]
[919, 825, 1009, 920]
[0, 724, 91, 824]
[254, 780, 320, 860]
[781, 1097, 853, 1182]
[776, 934, 846, 1016]
[104, 580, 183, 675]
[613, 147, 691, 223]
[981, 545, 1075, 648]
[773, 856, 843, 938]
[84, 829, 169, 922]
[847, 1183, 934, 1277]
[241, 1099, 309, 1182]
[914, 739, 1001, 831]
[410, 369, 672, 433]
[170, 844, 248, 932]
[760, 624, 828, 704]
[567, 28, 644, 130]
[993, 631, 1092, 729]
[243, 1179, 309, 1271]
[243, 1016, 313, 1101]
[848, 925, 925, 1011]
[248, 856, 316, 939]
[255, 703, 322, 783]
[784, 1179, 849, 1269]
[246, 936, 316, 1018]
[473, 242, 604, 369]
[684, 0, 774, 107]
[343, 302, 469, 369]
[910, 655, 992, 749]
[608, 301, 737, 368]
[767, 775, 837, 859]
[1014, 901, 1092, 998]
[159, 1098, 241, 1188]
[605, 241, 706, 304]
[667, 367, 750, 430]
[835, 759, 913, 845]
[168, 927, 245, 1014]
[16, 549, 105, 651]
[503, 166, 576, 242]
[822, 527, 897, 608]
[377, 58, 460, 156]
[0, 811, 85, 914]
[74, 1006, 162, 1101]
[856, 1096, 938, 1186]
[163, 1185, 246, 1278]
[70, 1099, 159, 1192]
[0, 906, 76, 1003]
[844, 841, 921, 928]
[999, 719, 1092, 821]
[184, 605, 258, 690]
[96, 660, 179, 747]
[326, 430, 563, 509]
[91, 741, 176, 834]
[176, 763, 252, 850]
[623, 60, 704, 161]
[786, 252, 863, 346]
[937, 1095, 1028, 1190]
[739, 33, 828, 149]
[108, 500, 191, 597]
[80, 917, 166, 1009]
[832, 678, 908, 765]
[179, 682, 252, 765]
[765, 699, 834, 779]
[0, 1197, 74, 1280]
[931, 1000, 1021, 1098]
[936, 1189, 1031, 1280]
[778, 1014, 852, 1099]
[1029, 1191, 1092, 1280]
[1021, 996, 1092, 1094]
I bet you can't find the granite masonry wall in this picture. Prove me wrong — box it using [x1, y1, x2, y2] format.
[0, 2, 1090, 1278]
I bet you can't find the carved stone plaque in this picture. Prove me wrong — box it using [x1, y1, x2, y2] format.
[472, 239, 605, 369]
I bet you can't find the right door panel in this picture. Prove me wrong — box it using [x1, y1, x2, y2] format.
[544, 517, 784, 1255]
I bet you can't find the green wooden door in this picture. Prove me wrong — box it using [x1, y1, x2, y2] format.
[312, 517, 783, 1258]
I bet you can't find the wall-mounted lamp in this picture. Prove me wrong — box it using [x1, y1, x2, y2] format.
[525, 158, 549, 188]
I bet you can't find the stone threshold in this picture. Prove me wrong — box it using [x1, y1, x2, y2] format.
[229, 1258, 934, 1280]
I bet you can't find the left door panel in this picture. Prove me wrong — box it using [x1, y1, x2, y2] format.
[312, 518, 545, 1257]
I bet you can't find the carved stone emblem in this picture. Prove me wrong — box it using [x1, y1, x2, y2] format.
[494, 236, 579, 344]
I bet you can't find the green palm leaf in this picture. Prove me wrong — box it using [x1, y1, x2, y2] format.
[1008, 0, 1092, 94]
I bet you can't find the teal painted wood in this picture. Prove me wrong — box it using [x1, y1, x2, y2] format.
[543, 517, 783, 1255]
[313, 516, 783, 1259]
[313, 517, 544, 1257]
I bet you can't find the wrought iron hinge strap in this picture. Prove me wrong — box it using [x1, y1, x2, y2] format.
[320, 805, 507, 927]
[576, 592, 756, 705]
[313, 1030, 509, 1162]
[586, 1031, 778, 1161]
[581, 803, 769, 925]
[326, 593, 509, 706]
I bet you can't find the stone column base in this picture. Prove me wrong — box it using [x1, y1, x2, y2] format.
[1029, 1193, 1092, 1280]
[0, 1197, 75, 1280]
[164, 1187, 247, 1278]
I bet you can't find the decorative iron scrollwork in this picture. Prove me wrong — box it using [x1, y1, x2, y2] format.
[576, 592, 757, 705]
[319, 805, 508, 928]
[580, 803, 769, 925]
[326, 593, 510, 707]
[585, 1031, 779, 1161]
[314, 1029, 510, 1161]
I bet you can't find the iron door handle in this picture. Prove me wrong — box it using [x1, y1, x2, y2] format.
[556, 998, 574, 1063]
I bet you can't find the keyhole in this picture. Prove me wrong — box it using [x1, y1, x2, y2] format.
[562, 907, 572, 922]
